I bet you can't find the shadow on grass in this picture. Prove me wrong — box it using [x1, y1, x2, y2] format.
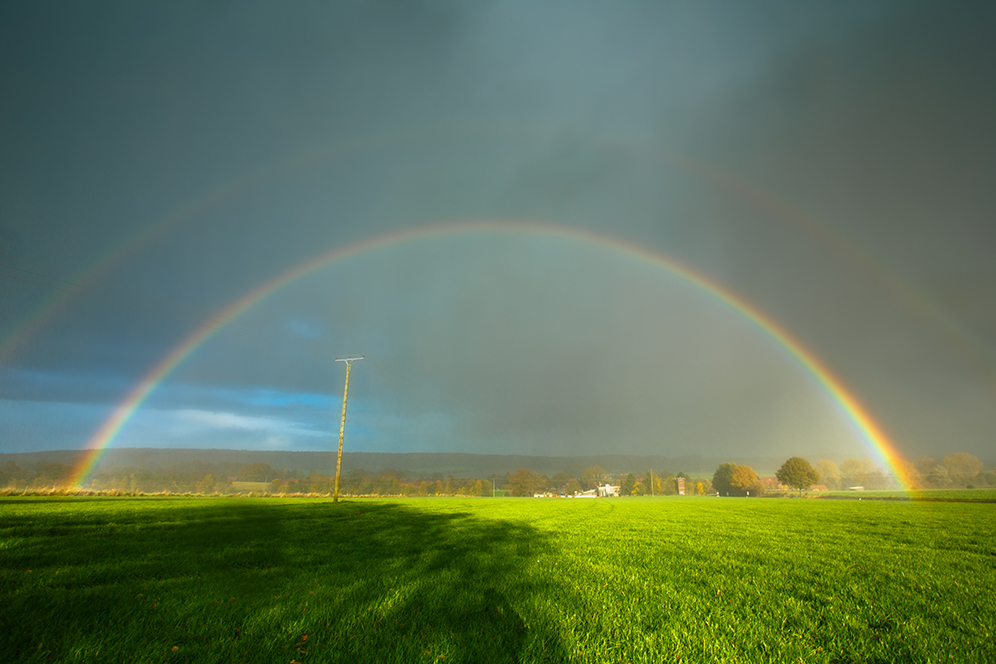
[0, 499, 567, 663]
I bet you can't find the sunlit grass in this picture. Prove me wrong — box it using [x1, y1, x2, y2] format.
[1, 496, 993, 662]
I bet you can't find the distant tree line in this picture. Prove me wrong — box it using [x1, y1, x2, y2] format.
[503, 466, 714, 497]
[0, 459, 715, 497]
[709, 452, 996, 496]
[0, 461, 495, 496]
[3, 452, 992, 496]
[812, 453, 996, 491]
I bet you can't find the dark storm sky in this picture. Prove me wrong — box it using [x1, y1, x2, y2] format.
[1, 1, 993, 464]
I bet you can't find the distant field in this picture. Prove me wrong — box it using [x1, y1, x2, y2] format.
[2, 497, 993, 663]
[819, 489, 996, 501]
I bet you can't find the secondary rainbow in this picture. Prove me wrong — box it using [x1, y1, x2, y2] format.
[0, 124, 457, 366]
[6, 125, 989, 385]
[68, 220, 913, 489]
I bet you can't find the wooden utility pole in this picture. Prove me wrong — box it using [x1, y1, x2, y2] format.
[333, 356, 364, 503]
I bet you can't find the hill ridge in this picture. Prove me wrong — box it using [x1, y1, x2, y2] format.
[0, 447, 797, 477]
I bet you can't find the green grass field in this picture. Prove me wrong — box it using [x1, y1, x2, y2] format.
[2, 496, 993, 663]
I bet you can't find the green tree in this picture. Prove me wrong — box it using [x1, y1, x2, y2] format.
[942, 453, 983, 480]
[913, 457, 937, 477]
[661, 474, 678, 495]
[644, 470, 664, 496]
[620, 473, 637, 496]
[562, 478, 582, 495]
[776, 457, 820, 495]
[712, 463, 738, 496]
[237, 463, 275, 482]
[581, 466, 607, 488]
[0, 461, 22, 488]
[506, 468, 541, 496]
[552, 472, 572, 486]
[381, 475, 402, 495]
[926, 464, 950, 488]
[445, 476, 460, 495]
[840, 458, 876, 488]
[195, 474, 216, 494]
[31, 462, 71, 487]
[815, 460, 841, 490]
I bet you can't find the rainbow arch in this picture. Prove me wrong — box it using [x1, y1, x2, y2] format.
[69, 220, 913, 488]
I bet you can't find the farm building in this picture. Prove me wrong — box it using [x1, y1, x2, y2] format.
[758, 477, 782, 491]
[575, 485, 620, 498]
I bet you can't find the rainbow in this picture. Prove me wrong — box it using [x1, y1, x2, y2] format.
[0, 122, 473, 366]
[69, 220, 913, 489]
